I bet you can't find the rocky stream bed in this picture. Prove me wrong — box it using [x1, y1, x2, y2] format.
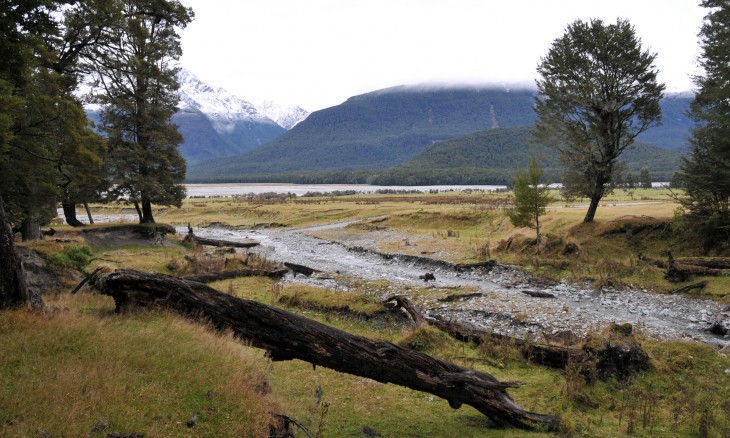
[182, 221, 730, 350]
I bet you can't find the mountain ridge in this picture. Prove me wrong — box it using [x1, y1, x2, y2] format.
[188, 84, 692, 179]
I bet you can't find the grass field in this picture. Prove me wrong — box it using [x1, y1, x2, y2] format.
[4, 188, 730, 437]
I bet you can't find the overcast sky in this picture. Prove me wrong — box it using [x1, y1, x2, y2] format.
[179, 0, 706, 111]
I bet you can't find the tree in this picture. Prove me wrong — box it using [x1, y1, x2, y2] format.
[0, 0, 109, 236]
[639, 167, 652, 189]
[87, 0, 193, 224]
[535, 18, 665, 222]
[676, 1, 730, 234]
[0, 0, 64, 240]
[507, 157, 553, 245]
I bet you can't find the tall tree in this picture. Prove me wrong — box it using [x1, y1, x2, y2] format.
[535, 18, 664, 222]
[0, 0, 63, 240]
[507, 157, 553, 246]
[87, 0, 193, 224]
[676, 1, 730, 237]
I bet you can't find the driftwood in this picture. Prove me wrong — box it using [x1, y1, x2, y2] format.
[677, 257, 730, 270]
[669, 281, 708, 294]
[438, 292, 484, 302]
[665, 252, 725, 282]
[187, 235, 260, 249]
[385, 295, 427, 326]
[90, 269, 558, 430]
[454, 260, 497, 271]
[182, 268, 288, 283]
[284, 262, 320, 277]
[638, 253, 666, 269]
[185, 224, 260, 249]
[520, 290, 556, 299]
[390, 296, 649, 380]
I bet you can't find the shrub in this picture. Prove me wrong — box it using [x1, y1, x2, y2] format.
[47, 244, 93, 270]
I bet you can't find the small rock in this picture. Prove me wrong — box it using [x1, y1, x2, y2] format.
[362, 425, 381, 436]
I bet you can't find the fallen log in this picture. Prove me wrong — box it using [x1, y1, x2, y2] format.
[284, 262, 320, 277]
[677, 257, 730, 270]
[187, 235, 260, 249]
[389, 296, 649, 380]
[184, 224, 260, 249]
[90, 269, 558, 430]
[385, 295, 427, 326]
[520, 290, 556, 299]
[669, 281, 708, 295]
[454, 260, 497, 271]
[665, 252, 723, 282]
[438, 292, 484, 302]
[182, 268, 288, 283]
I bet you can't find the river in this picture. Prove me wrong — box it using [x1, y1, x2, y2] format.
[185, 221, 730, 350]
[185, 183, 507, 198]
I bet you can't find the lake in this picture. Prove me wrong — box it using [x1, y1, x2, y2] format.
[185, 183, 507, 198]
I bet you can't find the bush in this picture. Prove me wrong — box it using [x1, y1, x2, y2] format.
[47, 244, 93, 270]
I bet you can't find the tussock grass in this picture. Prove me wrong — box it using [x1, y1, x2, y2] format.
[0, 293, 276, 437]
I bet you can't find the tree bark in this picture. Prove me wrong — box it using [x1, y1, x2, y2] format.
[583, 195, 601, 223]
[133, 201, 143, 223]
[83, 202, 94, 224]
[62, 202, 84, 227]
[20, 215, 43, 241]
[140, 199, 155, 224]
[0, 192, 43, 310]
[89, 268, 559, 431]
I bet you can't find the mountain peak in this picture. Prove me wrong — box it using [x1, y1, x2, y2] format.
[177, 68, 309, 130]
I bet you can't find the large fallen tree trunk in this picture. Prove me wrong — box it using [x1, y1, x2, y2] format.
[676, 257, 730, 270]
[182, 268, 288, 283]
[186, 235, 260, 249]
[185, 225, 260, 249]
[90, 269, 558, 430]
[385, 296, 650, 381]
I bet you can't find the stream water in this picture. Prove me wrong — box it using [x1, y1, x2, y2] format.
[181, 222, 730, 349]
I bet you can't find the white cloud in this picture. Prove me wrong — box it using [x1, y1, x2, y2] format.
[180, 0, 705, 110]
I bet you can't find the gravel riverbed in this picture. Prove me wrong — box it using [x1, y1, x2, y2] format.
[182, 222, 730, 349]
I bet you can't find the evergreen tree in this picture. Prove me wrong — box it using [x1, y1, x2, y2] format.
[87, 0, 193, 223]
[535, 18, 664, 222]
[677, 1, 730, 236]
[639, 167, 652, 189]
[507, 157, 553, 245]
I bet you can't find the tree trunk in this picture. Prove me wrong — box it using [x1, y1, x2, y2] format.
[89, 268, 559, 431]
[140, 199, 155, 224]
[583, 195, 601, 223]
[133, 201, 143, 223]
[0, 192, 43, 310]
[20, 215, 43, 241]
[83, 202, 94, 224]
[62, 202, 84, 227]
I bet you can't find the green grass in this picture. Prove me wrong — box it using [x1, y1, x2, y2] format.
[0, 294, 275, 437]
[10, 192, 730, 436]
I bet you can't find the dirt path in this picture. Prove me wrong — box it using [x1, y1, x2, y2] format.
[182, 222, 730, 349]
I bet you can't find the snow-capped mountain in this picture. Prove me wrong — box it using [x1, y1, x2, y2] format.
[173, 69, 309, 163]
[177, 69, 308, 131]
[252, 99, 309, 130]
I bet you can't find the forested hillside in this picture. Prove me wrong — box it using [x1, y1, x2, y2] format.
[187, 86, 691, 182]
[188, 86, 538, 176]
[369, 126, 683, 185]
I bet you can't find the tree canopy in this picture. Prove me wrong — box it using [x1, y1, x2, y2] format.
[534, 18, 664, 222]
[86, 0, 193, 223]
[676, 0, 730, 242]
